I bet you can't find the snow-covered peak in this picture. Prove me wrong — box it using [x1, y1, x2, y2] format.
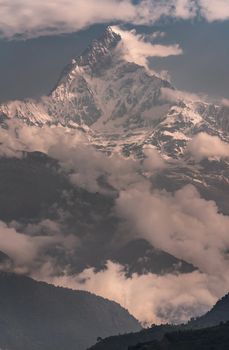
[75, 26, 121, 70]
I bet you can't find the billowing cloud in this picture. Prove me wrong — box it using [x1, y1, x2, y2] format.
[0, 221, 57, 268]
[142, 145, 166, 172]
[222, 98, 229, 107]
[0, 0, 192, 39]
[116, 183, 229, 277]
[199, 0, 229, 21]
[1, 120, 229, 325]
[1, 0, 229, 40]
[187, 133, 229, 161]
[161, 87, 206, 103]
[44, 260, 223, 325]
[0, 125, 24, 158]
[0, 121, 142, 193]
[112, 26, 182, 70]
[1, 0, 228, 40]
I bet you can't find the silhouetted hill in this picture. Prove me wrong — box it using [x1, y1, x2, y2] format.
[89, 325, 178, 350]
[188, 293, 229, 328]
[0, 272, 141, 350]
[129, 322, 229, 350]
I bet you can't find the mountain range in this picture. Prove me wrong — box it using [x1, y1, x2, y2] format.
[0, 26, 228, 215]
[0, 25, 228, 345]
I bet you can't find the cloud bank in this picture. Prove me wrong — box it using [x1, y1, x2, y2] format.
[1, 121, 229, 325]
[46, 261, 223, 325]
[0, 220, 62, 270]
[188, 133, 229, 161]
[1, 0, 229, 39]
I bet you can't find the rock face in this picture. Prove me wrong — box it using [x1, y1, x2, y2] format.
[0, 272, 141, 350]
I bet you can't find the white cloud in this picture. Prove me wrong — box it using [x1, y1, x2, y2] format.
[142, 145, 166, 172]
[161, 87, 206, 103]
[0, 121, 142, 193]
[1, 121, 229, 325]
[0, 221, 57, 267]
[116, 183, 229, 277]
[0, 0, 229, 39]
[174, 0, 197, 19]
[187, 133, 229, 161]
[112, 26, 182, 70]
[199, 0, 229, 21]
[222, 98, 229, 107]
[44, 260, 222, 325]
[0, 125, 24, 158]
[0, 0, 206, 40]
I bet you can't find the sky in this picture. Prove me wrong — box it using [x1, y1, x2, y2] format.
[0, 1, 229, 102]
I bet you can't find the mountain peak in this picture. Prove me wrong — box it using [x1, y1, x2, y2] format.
[75, 26, 121, 70]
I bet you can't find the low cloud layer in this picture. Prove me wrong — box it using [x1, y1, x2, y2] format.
[1, 120, 229, 325]
[188, 133, 229, 161]
[0, 121, 143, 193]
[45, 261, 222, 325]
[0, 220, 62, 270]
[116, 184, 229, 277]
[1, 0, 229, 39]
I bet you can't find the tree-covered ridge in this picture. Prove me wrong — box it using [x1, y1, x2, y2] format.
[129, 321, 229, 350]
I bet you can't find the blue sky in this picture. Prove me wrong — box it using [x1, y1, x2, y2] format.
[0, 1, 229, 102]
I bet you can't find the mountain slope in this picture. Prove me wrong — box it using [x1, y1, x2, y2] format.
[189, 293, 229, 328]
[0, 272, 141, 350]
[0, 27, 172, 129]
[0, 26, 228, 157]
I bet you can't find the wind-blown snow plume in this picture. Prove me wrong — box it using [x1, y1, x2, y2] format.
[112, 26, 182, 70]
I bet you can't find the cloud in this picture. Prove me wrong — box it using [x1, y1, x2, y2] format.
[199, 0, 229, 21]
[1, 121, 229, 325]
[0, 0, 185, 39]
[116, 183, 229, 277]
[222, 98, 229, 107]
[161, 87, 207, 103]
[0, 0, 221, 40]
[1, 1, 229, 39]
[142, 145, 166, 172]
[0, 125, 24, 158]
[44, 260, 222, 325]
[0, 121, 142, 193]
[112, 26, 182, 70]
[0, 221, 58, 268]
[187, 133, 229, 161]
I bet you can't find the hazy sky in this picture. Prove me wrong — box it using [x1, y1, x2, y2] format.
[0, 19, 229, 103]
